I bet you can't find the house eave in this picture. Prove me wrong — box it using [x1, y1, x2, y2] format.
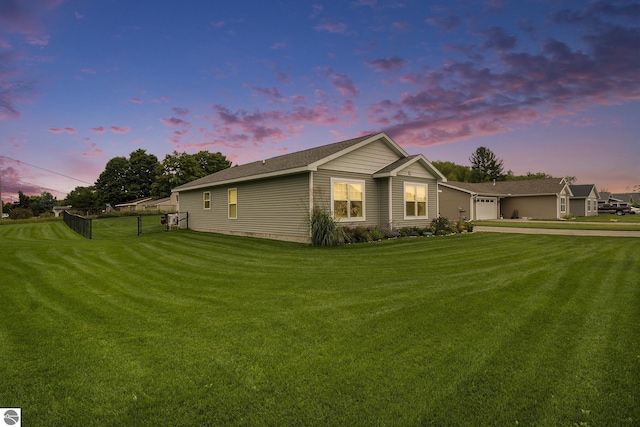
[172, 166, 311, 192]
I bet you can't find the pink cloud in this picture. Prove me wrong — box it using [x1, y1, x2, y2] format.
[26, 34, 50, 46]
[130, 98, 143, 104]
[81, 68, 96, 74]
[366, 57, 406, 73]
[48, 127, 78, 134]
[161, 117, 190, 127]
[329, 73, 359, 97]
[91, 126, 105, 134]
[82, 142, 104, 158]
[172, 107, 189, 116]
[110, 126, 131, 134]
[75, 11, 85, 20]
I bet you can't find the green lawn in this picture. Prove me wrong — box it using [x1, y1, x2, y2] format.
[1, 222, 639, 426]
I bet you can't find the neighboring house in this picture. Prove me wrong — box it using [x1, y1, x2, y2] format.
[439, 178, 573, 220]
[570, 184, 600, 217]
[140, 193, 179, 212]
[115, 197, 153, 212]
[598, 192, 627, 207]
[172, 133, 446, 243]
[52, 205, 72, 217]
[610, 192, 638, 206]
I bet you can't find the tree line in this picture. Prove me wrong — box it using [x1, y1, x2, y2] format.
[432, 146, 572, 184]
[1, 149, 231, 218]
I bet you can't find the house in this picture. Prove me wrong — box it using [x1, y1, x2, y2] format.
[439, 178, 573, 220]
[139, 193, 179, 212]
[114, 197, 153, 212]
[598, 192, 626, 207]
[570, 184, 600, 217]
[172, 133, 446, 243]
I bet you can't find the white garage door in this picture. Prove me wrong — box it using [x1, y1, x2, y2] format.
[476, 198, 498, 220]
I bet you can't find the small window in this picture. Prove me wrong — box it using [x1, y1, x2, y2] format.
[228, 188, 237, 219]
[405, 183, 428, 218]
[332, 179, 365, 221]
[203, 192, 211, 210]
[560, 196, 566, 213]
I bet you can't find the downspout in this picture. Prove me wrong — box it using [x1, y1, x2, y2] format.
[388, 176, 393, 227]
[309, 171, 314, 238]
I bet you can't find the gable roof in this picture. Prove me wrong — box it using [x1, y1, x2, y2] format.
[570, 184, 599, 199]
[172, 133, 442, 192]
[373, 154, 447, 180]
[441, 178, 572, 197]
[114, 197, 153, 207]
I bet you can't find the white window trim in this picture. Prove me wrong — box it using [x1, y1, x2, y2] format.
[228, 188, 237, 219]
[203, 191, 211, 210]
[560, 196, 567, 213]
[331, 178, 366, 222]
[404, 182, 429, 220]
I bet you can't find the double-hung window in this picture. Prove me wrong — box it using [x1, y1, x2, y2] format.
[203, 191, 211, 210]
[332, 179, 364, 220]
[405, 183, 427, 218]
[560, 196, 567, 213]
[228, 188, 237, 219]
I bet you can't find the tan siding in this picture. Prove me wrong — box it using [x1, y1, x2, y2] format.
[439, 186, 473, 221]
[397, 162, 437, 179]
[179, 173, 311, 242]
[391, 176, 438, 228]
[378, 178, 390, 225]
[313, 169, 380, 228]
[501, 195, 558, 219]
[319, 138, 400, 174]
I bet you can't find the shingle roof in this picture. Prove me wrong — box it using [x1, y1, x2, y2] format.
[173, 133, 381, 191]
[442, 178, 569, 196]
[570, 184, 596, 198]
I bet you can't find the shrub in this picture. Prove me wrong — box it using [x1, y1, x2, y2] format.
[9, 208, 33, 220]
[369, 227, 386, 241]
[345, 226, 371, 243]
[398, 226, 422, 237]
[431, 217, 456, 235]
[309, 207, 345, 246]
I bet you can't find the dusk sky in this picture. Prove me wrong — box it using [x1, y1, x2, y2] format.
[1, 0, 639, 203]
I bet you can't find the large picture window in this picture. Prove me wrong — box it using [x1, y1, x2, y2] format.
[228, 188, 237, 219]
[405, 183, 427, 218]
[332, 179, 364, 220]
[203, 191, 211, 210]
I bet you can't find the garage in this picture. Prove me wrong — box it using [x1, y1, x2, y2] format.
[475, 197, 498, 220]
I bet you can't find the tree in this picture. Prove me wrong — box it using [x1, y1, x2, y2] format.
[95, 156, 130, 207]
[128, 149, 160, 199]
[469, 146, 505, 183]
[431, 161, 472, 182]
[505, 171, 553, 181]
[39, 192, 56, 213]
[65, 186, 98, 210]
[152, 151, 231, 198]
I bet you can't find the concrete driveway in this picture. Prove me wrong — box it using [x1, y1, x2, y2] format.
[475, 226, 640, 237]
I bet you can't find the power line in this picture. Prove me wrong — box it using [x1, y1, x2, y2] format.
[0, 155, 93, 185]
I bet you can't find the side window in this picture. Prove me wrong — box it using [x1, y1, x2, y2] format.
[405, 183, 428, 218]
[203, 191, 211, 210]
[228, 188, 237, 219]
[331, 179, 365, 221]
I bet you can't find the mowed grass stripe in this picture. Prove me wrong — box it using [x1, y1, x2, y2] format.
[0, 222, 638, 425]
